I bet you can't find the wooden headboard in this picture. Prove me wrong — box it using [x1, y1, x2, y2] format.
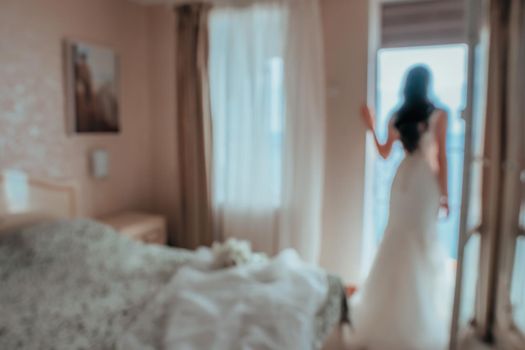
[0, 171, 77, 219]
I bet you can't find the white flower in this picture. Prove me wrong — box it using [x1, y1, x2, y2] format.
[211, 238, 268, 267]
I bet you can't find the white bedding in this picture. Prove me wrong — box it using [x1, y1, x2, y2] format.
[119, 250, 328, 350]
[0, 219, 344, 350]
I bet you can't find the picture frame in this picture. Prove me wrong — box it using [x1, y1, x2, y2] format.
[64, 40, 120, 134]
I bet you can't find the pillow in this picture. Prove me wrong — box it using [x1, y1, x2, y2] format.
[0, 213, 56, 236]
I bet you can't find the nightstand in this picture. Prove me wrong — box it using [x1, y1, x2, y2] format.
[99, 211, 167, 245]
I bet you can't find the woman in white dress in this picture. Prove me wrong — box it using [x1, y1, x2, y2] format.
[354, 65, 452, 350]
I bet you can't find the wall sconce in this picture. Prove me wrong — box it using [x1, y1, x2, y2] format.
[90, 149, 109, 179]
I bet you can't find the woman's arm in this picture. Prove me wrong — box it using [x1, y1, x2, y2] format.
[360, 104, 398, 159]
[436, 110, 449, 215]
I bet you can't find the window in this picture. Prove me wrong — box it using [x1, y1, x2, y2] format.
[208, 4, 285, 211]
[268, 57, 285, 206]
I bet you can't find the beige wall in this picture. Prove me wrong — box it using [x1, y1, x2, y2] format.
[0, 0, 153, 217]
[147, 5, 181, 239]
[320, 0, 370, 283]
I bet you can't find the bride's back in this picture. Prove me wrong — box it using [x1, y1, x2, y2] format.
[388, 112, 441, 234]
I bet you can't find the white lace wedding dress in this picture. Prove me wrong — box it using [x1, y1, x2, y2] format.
[352, 114, 453, 350]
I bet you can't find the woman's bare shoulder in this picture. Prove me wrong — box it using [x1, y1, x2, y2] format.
[431, 108, 448, 128]
[435, 108, 448, 119]
[431, 109, 448, 141]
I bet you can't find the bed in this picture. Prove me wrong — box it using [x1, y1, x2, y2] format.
[0, 174, 347, 350]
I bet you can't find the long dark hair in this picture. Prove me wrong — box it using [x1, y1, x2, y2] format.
[394, 65, 435, 153]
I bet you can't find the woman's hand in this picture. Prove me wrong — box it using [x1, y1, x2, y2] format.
[440, 197, 450, 218]
[360, 104, 376, 131]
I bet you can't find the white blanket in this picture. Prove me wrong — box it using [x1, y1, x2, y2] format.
[118, 250, 328, 350]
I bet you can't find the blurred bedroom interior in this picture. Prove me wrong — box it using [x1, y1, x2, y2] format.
[0, 0, 524, 349]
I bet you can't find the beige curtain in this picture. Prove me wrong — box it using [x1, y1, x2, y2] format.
[476, 0, 524, 337]
[469, 0, 509, 335]
[174, 3, 214, 249]
[493, 0, 525, 342]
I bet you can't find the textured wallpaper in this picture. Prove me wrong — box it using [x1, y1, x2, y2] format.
[0, 0, 154, 216]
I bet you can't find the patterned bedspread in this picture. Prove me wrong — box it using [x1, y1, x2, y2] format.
[0, 219, 344, 350]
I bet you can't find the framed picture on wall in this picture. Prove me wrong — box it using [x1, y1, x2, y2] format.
[64, 40, 119, 133]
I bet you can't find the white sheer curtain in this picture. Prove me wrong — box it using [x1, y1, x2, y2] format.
[279, 0, 326, 263]
[209, 2, 286, 255]
[208, 0, 325, 262]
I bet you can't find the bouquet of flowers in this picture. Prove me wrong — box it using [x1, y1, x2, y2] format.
[211, 238, 268, 268]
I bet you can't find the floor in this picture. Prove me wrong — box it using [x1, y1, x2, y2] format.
[322, 325, 494, 350]
[322, 325, 359, 350]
